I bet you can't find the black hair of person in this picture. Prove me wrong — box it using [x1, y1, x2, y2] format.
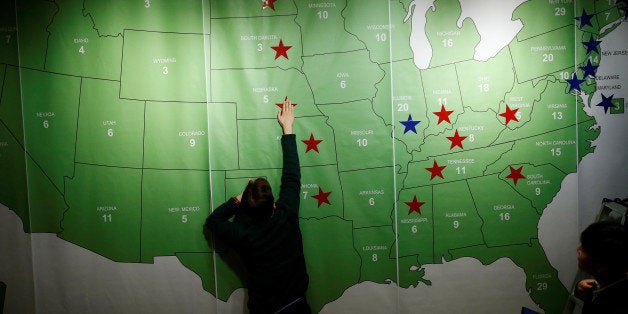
[239, 178, 274, 220]
[580, 220, 628, 273]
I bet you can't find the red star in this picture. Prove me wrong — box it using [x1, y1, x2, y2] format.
[433, 104, 454, 124]
[499, 104, 519, 125]
[276, 102, 297, 108]
[425, 160, 446, 180]
[262, 0, 276, 10]
[506, 165, 525, 185]
[312, 187, 331, 207]
[302, 133, 323, 153]
[405, 195, 425, 215]
[271, 39, 292, 60]
[446, 129, 467, 149]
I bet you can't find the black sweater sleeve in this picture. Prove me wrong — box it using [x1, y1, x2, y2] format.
[205, 197, 244, 246]
[276, 134, 301, 216]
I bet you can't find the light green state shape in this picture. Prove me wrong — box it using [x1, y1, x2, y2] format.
[210, 0, 296, 18]
[512, 0, 575, 41]
[340, 167, 395, 228]
[419, 64, 464, 135]
[299, 165, 344, 218]
[294, 0, 364, 56]
[344, 0, 413, 62]
[352, 226, 397, 284]
[143, 101, 209, 170]
[0, 2, 18, 65]
[446, 108, 505, 151]
[141, 169, 210, 263]
[405, 142, 512, 188]
[302, 51, 384, 104]
[469, 174, 540, 247]
[596, 7, 623, 31]
[424, 0, 480, 68]
[210, 16, 302, 69]
[433, 180, 484, 262]
[0, 66, 63, 233]
[208, 103, 238, 171]
[61, 164, 142, 262]
[518, 164, 567, 215]
[210, 68, 321, 120]
[15, 1, 57, 69]
[238, 117, 337, 170]
[301, 217, 361, 314]
[317, 100, 392, 171]
[450, 240, 568, 314]
[498, 78, 549, 129]
[84, 0, 204, 35]
[75, 79, 145, 168]
[46, 0, 122, 80]
[578, 107, 599, 162]
[21, 69, 80, 191]
[509, 25, 574, 83]
[374, 59, 426, 127]
[395, 186, 433, 261]
[488, 128, 577, 175]
[120, 30, 207, 102]
[456, 48, 515, 111]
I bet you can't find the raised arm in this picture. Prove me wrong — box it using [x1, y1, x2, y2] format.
[276, 97, 301, 215]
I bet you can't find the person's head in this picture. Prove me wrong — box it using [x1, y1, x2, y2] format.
[577, 220, 628, 277]
[240, 178, 274, 220]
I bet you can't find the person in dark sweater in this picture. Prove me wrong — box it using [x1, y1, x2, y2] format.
[575, 220, 628, 314]
[205, 97, 310, 314]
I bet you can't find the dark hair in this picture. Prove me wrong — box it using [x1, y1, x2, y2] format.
[580, 220, 628, 273]
[240, 178, 274, 220]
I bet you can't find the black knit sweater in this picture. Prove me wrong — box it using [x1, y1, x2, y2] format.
[205, 134, 309, 313]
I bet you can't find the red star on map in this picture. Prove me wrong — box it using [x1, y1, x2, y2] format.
[312, 187, 331, 207]
[433, 104, 454, 124]
[405, 195, 425, 215]
[271, 39, 292, 60]
[425, 160, 446, 180]
[276, 101, 297, 108]
[446, 129, 467, 149]
[262, 0, 277, 10]
[506, 165, 525, 185]
[302, 133, 323, 153]
[499, 104, 519, 125]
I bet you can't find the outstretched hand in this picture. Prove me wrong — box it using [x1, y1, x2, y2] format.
[278, 96, 295, 135]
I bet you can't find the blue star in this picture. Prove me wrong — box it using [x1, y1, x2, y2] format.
[582, 35, 602, 54]
[596, 94, 615, 113]
[575, 9, 595, 29]
[400, 114, 420, 134]
[579, 59, 598, 78]
[566, 74, 586, 93]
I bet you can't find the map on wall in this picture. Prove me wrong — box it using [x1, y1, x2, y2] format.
[0, 0, 626, 313]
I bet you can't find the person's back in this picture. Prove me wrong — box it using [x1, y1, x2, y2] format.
[575, 220, 628, 314]
[206, 98, 310, 313]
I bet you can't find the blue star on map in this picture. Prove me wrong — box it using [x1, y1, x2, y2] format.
[579, 59, 598, 78]
[575, 9, 595, 29]
[400, 114, 420, 134]
[566, 74, 586, 93]
[596, 94, 615, 113]
[582, 35, 602, 54]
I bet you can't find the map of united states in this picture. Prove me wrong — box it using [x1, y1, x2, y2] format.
[1, 0, 626, 313]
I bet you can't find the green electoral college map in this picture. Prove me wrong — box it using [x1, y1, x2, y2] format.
[0, 0, 626, 312]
